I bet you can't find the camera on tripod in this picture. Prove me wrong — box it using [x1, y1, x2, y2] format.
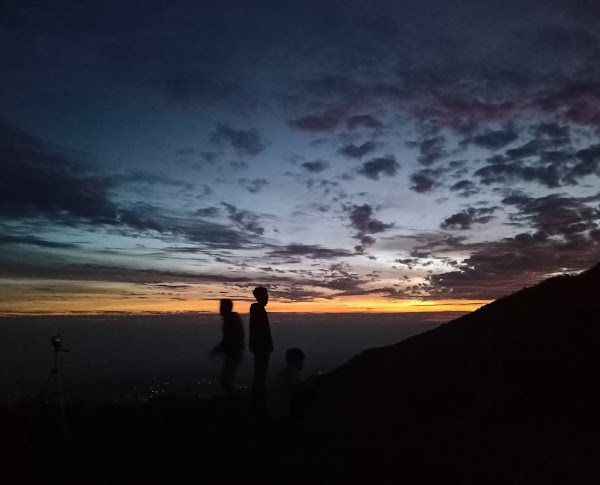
[51, 334, 69, 353]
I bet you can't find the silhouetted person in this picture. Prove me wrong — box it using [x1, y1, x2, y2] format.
[268, 347, 305, 421]
[210, 299, 244, 394]
[249, 286, 273, 412]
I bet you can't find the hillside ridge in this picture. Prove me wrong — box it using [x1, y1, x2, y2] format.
[309, 261, 600, 421]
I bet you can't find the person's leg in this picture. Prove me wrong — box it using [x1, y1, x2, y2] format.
[251, 353, 270, 412]
[220, 352, 243, 394]
[220, 355, 234, 393]
[253, 353, 270, 390]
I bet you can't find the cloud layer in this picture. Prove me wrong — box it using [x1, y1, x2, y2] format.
[2, 0, 600, 311]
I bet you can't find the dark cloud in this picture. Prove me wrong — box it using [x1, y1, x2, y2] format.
[426, 234, 600, 300]
[238, 178, 270, 193]
[209, 124, 265, 156]
[6, 0, 600, 305]
[115, 205, 168, 233]
[288, 111, 343, 132]
[417, 93, 517, 128]
[345, 115, 383, 131]
[395, 258, 415, 267]
[532, 123, 571, 144]
[410, 168, 445, 193]
[572, 143, 600, 179]
[358, 156, 399, 180]
[348, 204, 394, 236]
[284, 18, 593, 139]
[313, 262, 366, 292]
[354, 235, 376, 255]
[440, 207, 499, 230]
[305, 178, 340, 194]
[0, 259, 264, 286]
[470, 127, 599, 188]
[534, 25, 599, 56]
[505, 140, 554, 160]
[396, 191, 600, 299]
[222, 203, 265, 235]
[324, 275, 362, 291]
[449, 179, 480, 198]
[117, 169, 195, 190]
[346, 204, 394, 253]
[171, 220, 260, 250]
[196, 207, 220, 218]
[449, 160, 468, 170]
[230, 161, 249, 171]
[269, 243, 354, 259]
[536, 83, 600, 127]
[502, 192, 600, 238]
[195, 185, 214, 199]
[0, 121, 118, 223]
[7, 1, 600, 141]
[301, 160, 330, 173]
[338, 141, 377, 159]
[474, 158, 562, 188]
[329, 284, 412, 299]
[108, 202, 259, 250]
[266, 285, 330, 302]
[0, 234, 77, 249]
[470, 126, 518, 150]
[200, 152, 219, 163]
[415, 136, 446, 166]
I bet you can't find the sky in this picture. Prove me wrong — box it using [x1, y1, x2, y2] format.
[1, 0, 600, 315]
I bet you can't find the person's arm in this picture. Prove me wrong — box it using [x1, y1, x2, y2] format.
[210, 319, 226, 356]
[248, 304, 256, 353]
[233, 313, 244, 350]
[209, 342, 223, 356]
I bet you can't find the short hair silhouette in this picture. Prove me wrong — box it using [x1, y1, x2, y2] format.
[220, 298, 233, 312]
[253, 286, 268, 299]
[285, 347, 305, 368]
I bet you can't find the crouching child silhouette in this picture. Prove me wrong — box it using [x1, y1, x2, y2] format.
[210, 299, 244, 395]
[268, 348, 306, 422]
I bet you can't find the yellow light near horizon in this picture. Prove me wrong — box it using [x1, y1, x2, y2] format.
[0, 277, 491, 316]
[0, 296, 490, 316]
[264, 297, 489, 313]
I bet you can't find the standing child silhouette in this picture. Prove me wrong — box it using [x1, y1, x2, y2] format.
[210, 299, 244, 395]
[249, 286, 273, 413]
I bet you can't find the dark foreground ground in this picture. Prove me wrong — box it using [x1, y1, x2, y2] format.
[5, 263, 600, 484]
[2, 394, 599, 485]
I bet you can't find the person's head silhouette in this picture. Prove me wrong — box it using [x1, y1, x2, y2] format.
[285, 347, 305, 371]
[220, 298, 233, 315]
[253, 286, 268, 306]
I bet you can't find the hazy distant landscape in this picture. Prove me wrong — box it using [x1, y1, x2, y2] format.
[0, 312, 454, 403]
[3, 265, 600, 484]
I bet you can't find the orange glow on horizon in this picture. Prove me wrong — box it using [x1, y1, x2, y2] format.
[0, 277, 492, 316]
[0, 296, 491, 316]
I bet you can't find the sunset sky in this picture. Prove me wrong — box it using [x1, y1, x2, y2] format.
[2, 0, 600, 315]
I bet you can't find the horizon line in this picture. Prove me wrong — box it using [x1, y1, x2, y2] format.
[0, 298, 491, 317]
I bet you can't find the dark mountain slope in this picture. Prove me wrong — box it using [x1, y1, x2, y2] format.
[309, 262, 600, 422]
[4, 264, 600, 485]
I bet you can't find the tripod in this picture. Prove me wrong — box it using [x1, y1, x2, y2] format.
[46, 334, 70, 444]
